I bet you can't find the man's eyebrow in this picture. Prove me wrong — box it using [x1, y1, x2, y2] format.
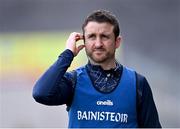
[101, 33, 111, 36]
[85, 33, 95, 36]
[86, 32, 109, 34]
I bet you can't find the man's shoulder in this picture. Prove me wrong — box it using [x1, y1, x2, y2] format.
[122, 66, 147, 83]
[134, 70, 152, 101]
[135, 71, 146, 83]
[73, 66, 86, 74]
[122, 66, 149, 93]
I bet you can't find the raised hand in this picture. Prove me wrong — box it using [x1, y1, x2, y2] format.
[66, 32, 85, 56]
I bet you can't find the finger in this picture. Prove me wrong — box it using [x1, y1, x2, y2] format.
[76, 45, 85, 53]
[75, 35, 84, 41]
[71, 32, 82, 40]
[73, 32, 82, 37]
[78, 34, 84, 39]
[75, 33, 83, 37]
[78, 45, 85, 51]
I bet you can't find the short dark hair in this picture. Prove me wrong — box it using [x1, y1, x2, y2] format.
[82, 10, 120, 39]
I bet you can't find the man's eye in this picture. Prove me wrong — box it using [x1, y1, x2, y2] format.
[88, 35, 95, 39]
[102, 35, 109, 39]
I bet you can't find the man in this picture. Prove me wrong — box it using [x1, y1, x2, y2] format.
[33, 10, 161, 128]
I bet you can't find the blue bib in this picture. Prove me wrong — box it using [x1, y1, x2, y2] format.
[68, 66, 138, 128]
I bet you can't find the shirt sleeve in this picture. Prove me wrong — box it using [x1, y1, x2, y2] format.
[32, 49, 75, 106]
[136, 73, 162, 128]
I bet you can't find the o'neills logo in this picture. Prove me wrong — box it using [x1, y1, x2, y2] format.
[96, 100, 113, 106]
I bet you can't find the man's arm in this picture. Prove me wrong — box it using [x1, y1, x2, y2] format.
[32, 49, 75, 105]
[32, 32, 84, 106]
[136, 73, 162, 128]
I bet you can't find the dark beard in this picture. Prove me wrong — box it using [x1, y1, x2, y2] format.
[86, 50, 115, 64]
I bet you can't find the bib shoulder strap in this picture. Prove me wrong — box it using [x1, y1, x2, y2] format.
[135, 72, 143, 126]
[66, 70, 77, 111]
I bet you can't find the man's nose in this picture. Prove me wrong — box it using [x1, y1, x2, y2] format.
[95, 38, 103, 48]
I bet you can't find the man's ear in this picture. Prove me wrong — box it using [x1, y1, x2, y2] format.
[115, 36, 122, 48]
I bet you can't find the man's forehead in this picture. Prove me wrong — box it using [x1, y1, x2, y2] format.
[84, 22, 114, 35]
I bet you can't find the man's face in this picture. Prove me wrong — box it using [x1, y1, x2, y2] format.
[84, 21, 120, 64]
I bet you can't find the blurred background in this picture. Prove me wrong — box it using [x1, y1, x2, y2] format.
[0, 0, 179, 128]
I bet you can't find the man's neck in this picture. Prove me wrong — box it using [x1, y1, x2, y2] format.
[89, 59, 117, 70]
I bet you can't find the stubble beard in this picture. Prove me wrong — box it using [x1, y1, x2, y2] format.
[86, 49, 115, 64]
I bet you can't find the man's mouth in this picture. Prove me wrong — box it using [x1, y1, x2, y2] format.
[93, 48, 105, 52]
[94, 50, 104, 53]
